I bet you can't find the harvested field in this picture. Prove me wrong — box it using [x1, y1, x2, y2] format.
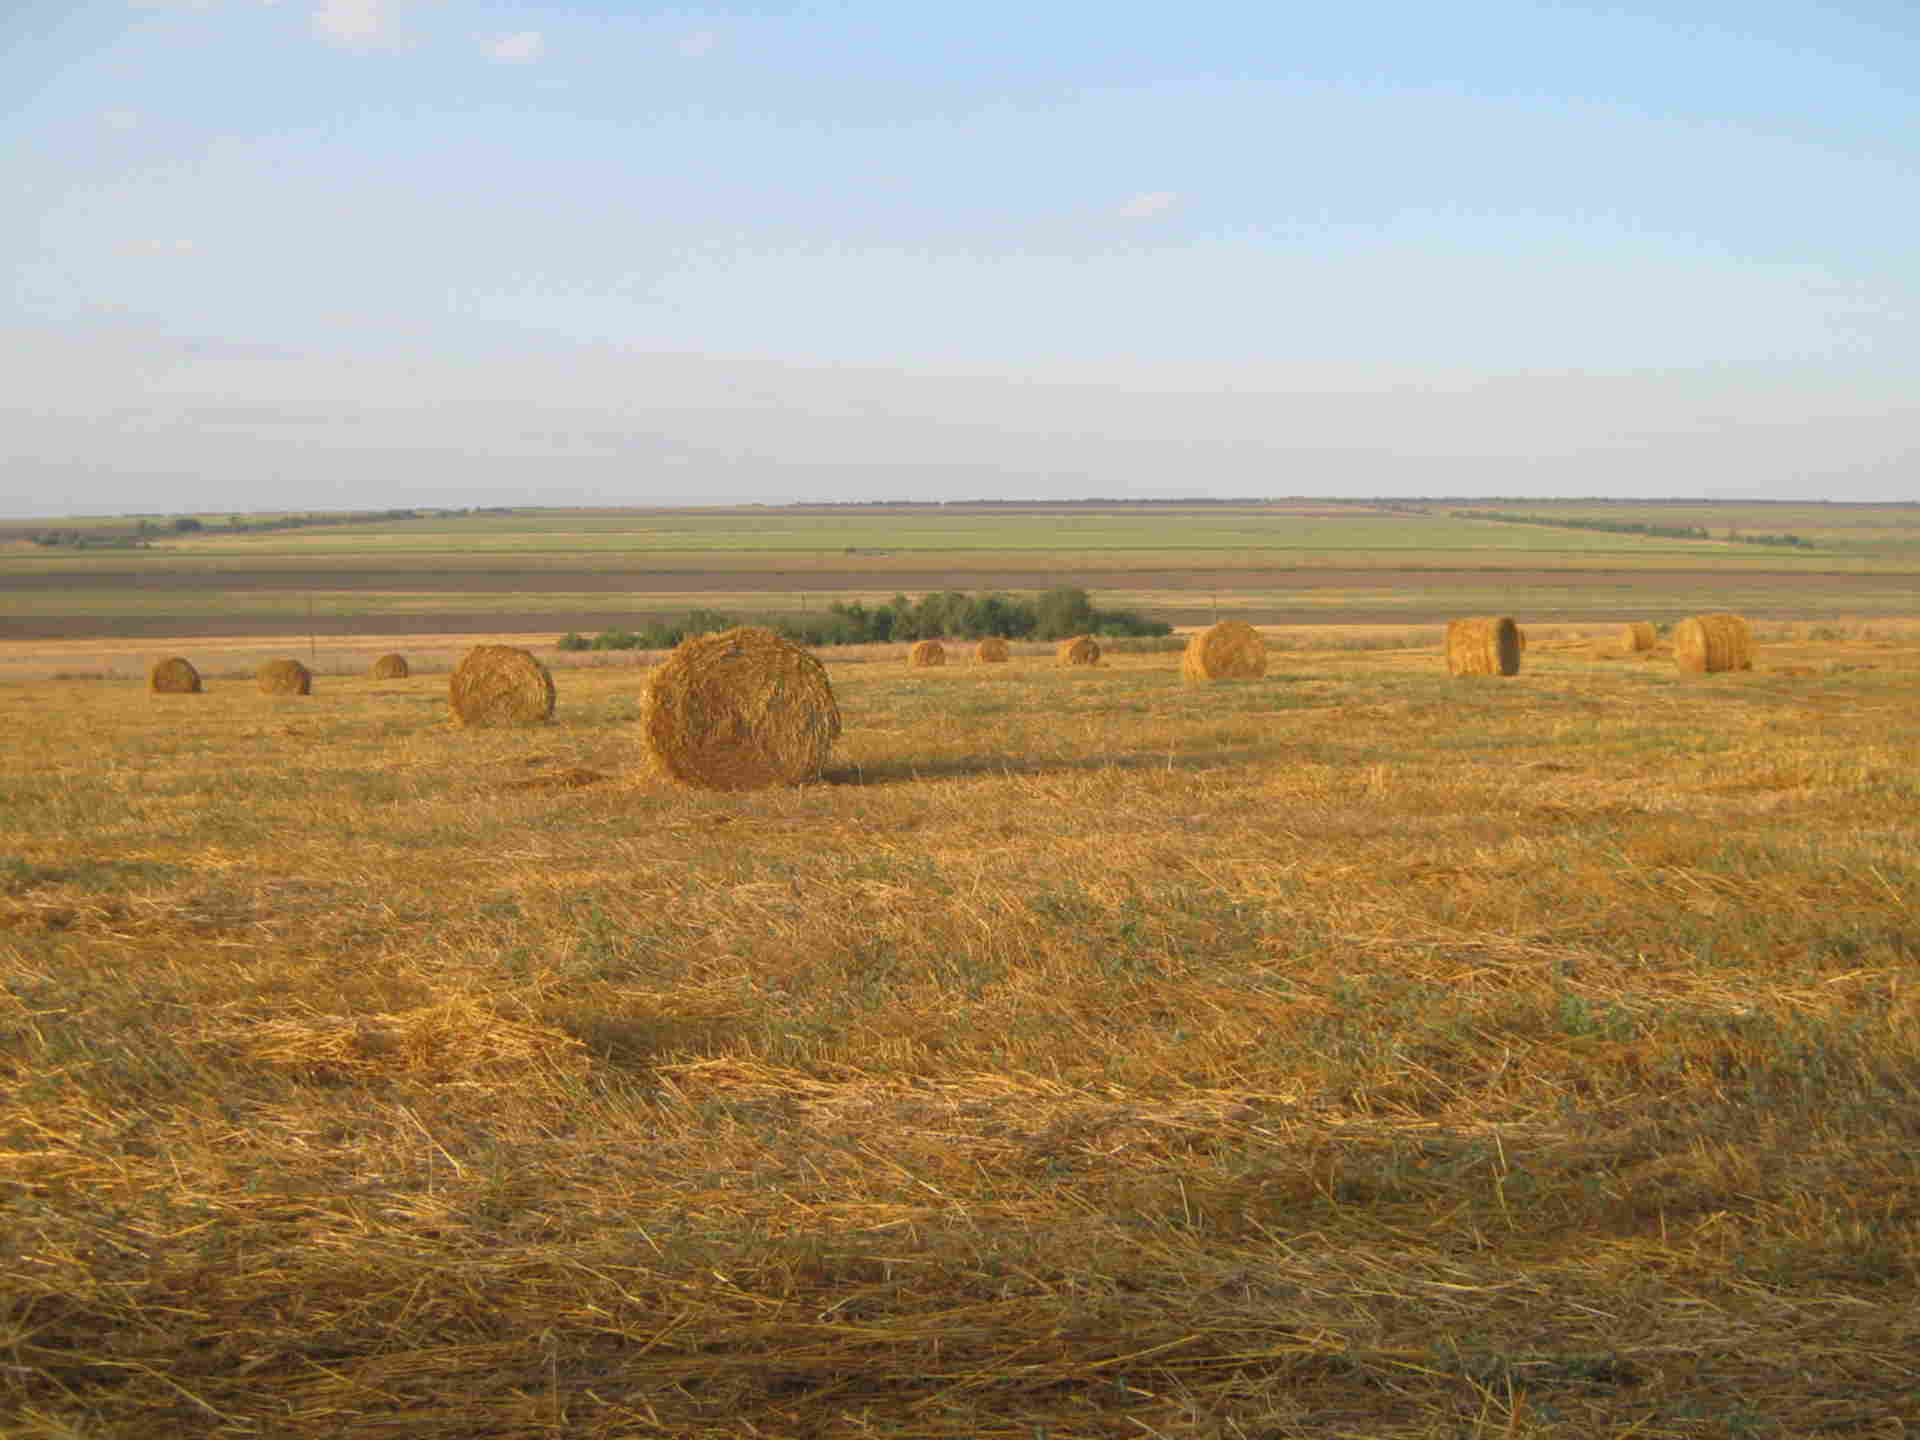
[3, 630, 1919, 1437]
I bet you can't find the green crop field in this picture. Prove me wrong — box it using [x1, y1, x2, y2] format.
[6, 501, 1919, 652]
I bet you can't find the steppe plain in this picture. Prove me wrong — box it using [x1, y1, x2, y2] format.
[2, 500, 1918, 1437]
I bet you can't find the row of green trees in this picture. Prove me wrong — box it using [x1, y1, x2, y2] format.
[1453, 508, 1814, 549]
[558, 586, 1173, 653]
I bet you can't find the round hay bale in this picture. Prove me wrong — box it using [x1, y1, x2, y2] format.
[1182, 620, 1267, 686]
[1619, 622, 1656, 653]
[257, 658, 312, 695]
[973, 636, 1011, 663]
[1056, 635, 1101, 667]
[1673, 613, 1753, 675]
[1445, 617, 1521, 677]
[370, 652, 410, 679]
[449, 645, 555, 727]
[149, 656, 202, 694]
[908, 639, 946, 667]
[639, 626, 839, 790]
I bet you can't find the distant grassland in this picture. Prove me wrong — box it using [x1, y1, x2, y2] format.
[121, 507, 1892, 557]
[5, 502, 1918, 642]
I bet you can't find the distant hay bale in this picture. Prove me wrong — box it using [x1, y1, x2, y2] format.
[908, 639, 946, 667]
[450, 645, 555, 727]
[256, 658, 312, 695]
[974, 636, 1010, 663]
[1056, 635, 1101, 667]
[149, 656, 201, 694]
[1673, 613, 1753, 675]
[370, 652, 410, 679]
[1445, 617, 1522, 677]
[1182, 620, 1267, 686]
[639, 625, 840, 791]
[1619, 622, 1657, 652]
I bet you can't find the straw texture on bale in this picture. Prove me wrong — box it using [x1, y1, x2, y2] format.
[1673, 613, 1753, 675]
[370, 652, 410, 679]
[256, 658, 312, 695]
[974, 636, 1010, 663]
[1056, 635, 1101, 666]
[640, 625, 840, 791]
[1619, 622, 1657, 652]
[449, 645, 556, 727]
[1445, 617, 1522, 677]
[908, 639, 946, 667]
[1182, 620, 1267, 685]
[149, 656, 201, 694]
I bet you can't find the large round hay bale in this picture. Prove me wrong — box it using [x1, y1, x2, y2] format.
[1619, 622, 1656, 653]
[149, 656, 201, 694]
[1445, 617, 1521, 677]
[370, 652, 410, 679]
[1182, 620, 1267, 686]
[1673, 613, 1753, 675]
[974, 636, 1010, 663]
[257, 658, 312, 695]
[449, 645, 555, 727]
[639, 626, 840, 790]
[1056, 635, 1101, 667]
[908, 639, 946, 667]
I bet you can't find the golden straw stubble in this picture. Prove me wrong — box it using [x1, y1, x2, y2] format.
[639, 626, 840, 790]
[449, 645, 556, 727]
[973, 636, 1010, 663]
[1445, 617, 1522, 676]
[149, 656, 202, 694]
[1673, 613, 1753, 675]
[370, 653, 410, 679]
[256, 658, 312, 695]
[1182, 620, 1267, 686]
[908, 639, 946, 667]
[1056, 635, 1101, 666]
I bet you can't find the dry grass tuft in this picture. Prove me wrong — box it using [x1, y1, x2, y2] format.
[907, 638, 946, 667]
[973, 635, 1011, 663]
[369, 652, 409, 679]
[499, 766, 609, 791]
[639, 625, 840, 790]
[449, 644, 556, 727]
[1674, 612, 1754, 674]
[1445, 616, 1522, 676]
[148, 656, 201, 694]
[1620, 621, 1657, 652]
[255, 658, 312, 695]
[1181, 619, 1268, 686]
[213, 996, 586, 1083]
[1056, 634, 1101, 666]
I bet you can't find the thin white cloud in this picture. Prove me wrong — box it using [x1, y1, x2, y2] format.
[312, 0, 386, 47]
[119, 238, 199, 256]
[1119, 190, 1179, 220]
[485, 30, 544, 63]
[101, 109, 142, 132]
[679, 29, 717, 58]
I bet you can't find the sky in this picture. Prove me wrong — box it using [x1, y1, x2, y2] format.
[3, 0, 1919, 516]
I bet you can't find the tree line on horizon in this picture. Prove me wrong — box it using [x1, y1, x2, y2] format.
[558, 586, 1173, 653]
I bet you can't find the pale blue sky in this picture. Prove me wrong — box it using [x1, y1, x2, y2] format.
[4, 0, 1918, 514]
